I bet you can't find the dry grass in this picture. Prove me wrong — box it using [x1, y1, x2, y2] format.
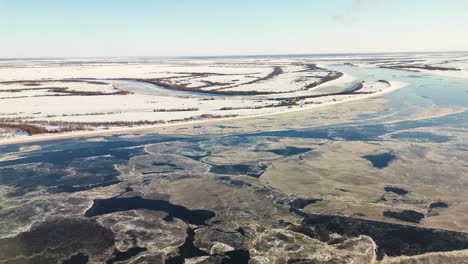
[200, 114, 238, 119]
[0, 119, 166, 136]
[153, 108, 199, 112]
[0, 79, 110, 85]
[0, 123, 50, 135]
[381, 64, 461, 72]
[48, 87, 132, 96]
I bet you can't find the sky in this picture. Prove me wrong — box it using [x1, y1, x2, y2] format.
[0, 0, 467, 58]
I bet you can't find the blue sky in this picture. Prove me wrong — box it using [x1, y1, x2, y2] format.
[1, 0, 467, 57]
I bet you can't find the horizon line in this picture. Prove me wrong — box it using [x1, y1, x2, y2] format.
[1, 50, 468, 61]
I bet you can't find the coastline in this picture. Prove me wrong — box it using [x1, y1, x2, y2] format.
[0, 81, 409, 146]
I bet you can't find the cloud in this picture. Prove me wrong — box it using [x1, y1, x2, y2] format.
[331, 0, 388, 25]
[331, 13, 356, 24]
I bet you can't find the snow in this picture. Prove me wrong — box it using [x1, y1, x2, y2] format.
[0, 57, 414, 142]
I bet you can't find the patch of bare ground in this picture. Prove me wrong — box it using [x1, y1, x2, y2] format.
[0, 123, 50, 135]
[130, 78, 272, 95]
[378, 80, 392, 86]
[0, 112, 242, 137]
[0, 87, 59, 93]
[122, 68, 283, 96]
[130, 65, 344, 96]
[200, 114, 238, 118]
[219, 100, 299, 111]
[379, 65, 461, 72]
[62, 112, 118, 117]
[0, 81, 131, 97]
[153, 108, 199, 112]
[0, 120, 166, 136]
[0, 79, 109, 85]
[301, 64, 344, 90]
[48, 87, 132, 96]
[169, 114, 239, 123]
[214, 66, 284, 91]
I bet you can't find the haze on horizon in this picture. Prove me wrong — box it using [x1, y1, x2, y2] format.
[1, 0, 467, 58]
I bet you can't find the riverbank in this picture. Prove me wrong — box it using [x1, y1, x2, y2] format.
[0, 81, 408, 145]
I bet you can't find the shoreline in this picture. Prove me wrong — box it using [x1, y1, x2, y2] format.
[0, 81, 409, 146]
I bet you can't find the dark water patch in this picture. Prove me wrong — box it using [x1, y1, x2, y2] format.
[152, 162, 179, 168]
[63, 253, 89, 264]
[383, 210, 425, 223]
[0, 156, 123, 196]
[0, 135, 185, 167]
[209, 164, 267, 178]
[407, 75, 426, 78]
[289, 198, 322, 210]
[384, 186, 408, 195]
[248, 111, 468, 142]
[297, 212, 468, 259]
[105, 246, 147, 264]
[166, 228, 209, 264]
[219, 125, 241, 129]
[262, 146, 313, 157]
[183, 153, 210, 161]
[0, 143, 24, 154]
[212, 135, 261, 147]
[430, 201, 449, 209]
[390, 132, 453, 143]
[216, 176, 253, 188]
[222, 249, 250, 264]
[0, 218, 114, 261]
[236, 227, 246, 236]
[362, 153, 396, 169]
[84, 196, 215, 225]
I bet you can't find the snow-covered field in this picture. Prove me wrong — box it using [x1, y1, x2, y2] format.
[5, 53, 464, 142]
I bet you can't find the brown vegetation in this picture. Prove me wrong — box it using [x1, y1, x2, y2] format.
[378, 80, 391, 86]
[0, 80, 131, 97]
[0, 118, 166, 136]
[382, 64, 461, 71]
[303, 69, 344, 90]
[62, 112, 117, 117]
[0, 123, 49, 135]
[200, 114, 238, 119]
[48, 87, 132, 96]
[0, 79, 110, 85]
[215, 66, 284, 91]
[153, 108, 199, 112]
[133, 79, 271, 95]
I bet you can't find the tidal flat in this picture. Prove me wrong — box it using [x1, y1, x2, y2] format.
[0, 53, 468, 263]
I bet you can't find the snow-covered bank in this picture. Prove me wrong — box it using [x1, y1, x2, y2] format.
[0, 57, 414, 143]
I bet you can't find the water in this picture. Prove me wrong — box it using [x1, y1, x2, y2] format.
[0, 65, 467, 202]
[362, 153, 397, 169]
[1, 65, 467, 263]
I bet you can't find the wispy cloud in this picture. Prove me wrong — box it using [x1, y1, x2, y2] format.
[331, 0, 388, 25]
